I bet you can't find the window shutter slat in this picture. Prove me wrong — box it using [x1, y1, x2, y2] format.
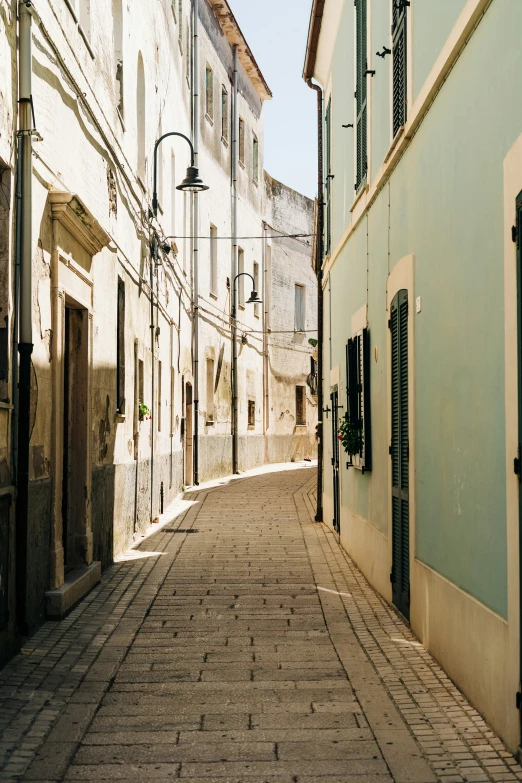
[362, 327, 372, 471]
[392, 2, 407, 137]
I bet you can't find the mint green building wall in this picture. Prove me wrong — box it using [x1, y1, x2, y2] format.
[325, 0, 522, 618]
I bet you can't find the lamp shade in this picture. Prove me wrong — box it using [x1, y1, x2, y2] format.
[247, 290, 262, 304]
[176, 166, 209, 192]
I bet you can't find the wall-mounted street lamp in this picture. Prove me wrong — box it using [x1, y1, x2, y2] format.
[231, 272, 262, 474]
[152, 131, 209, 217]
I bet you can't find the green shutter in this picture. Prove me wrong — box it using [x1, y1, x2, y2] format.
[325, 99, 332, 255]
[355, 0, 367, 191]
[390, 290, 409, 619]
[362, 327, 372, 471]
[392, 0, 407, 137]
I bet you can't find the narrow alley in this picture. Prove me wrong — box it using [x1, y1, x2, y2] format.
[0, 465, 520, 782]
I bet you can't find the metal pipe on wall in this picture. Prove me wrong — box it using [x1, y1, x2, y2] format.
[306, 78, 324, 523]
[192, 0, 200, 485]
[262, 222, 269, 434]
[231, 44, 239, 475]
[15, 0, 34, 634]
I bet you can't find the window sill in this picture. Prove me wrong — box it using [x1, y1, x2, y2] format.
[64, 0, 78, 22]
[253, 178, 258, 187]
[117, 107, 126, 131]
[247, 425, 255, 430]
[221, 136, 229, 147]
[205, 113, 214, 126]
[116, 412, 126, 422]
[178, 39, 183, 56]
[384, 126, 405, 163]
[238, 304, 245, 311]
[78, 25, 95, 59]
[206, 420, 215, 426]
[239, 160, 245, 170]
[295, 423, 307, 429]
[350, 181, 368, 213]
[137, 176, 146, 193]
[171, 3, 177, 23]
[209, 291, 218, 300]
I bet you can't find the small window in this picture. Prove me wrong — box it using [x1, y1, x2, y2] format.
[79, 0, 91, 39]
[171, 153, 176, 235]
[116, 278, 125, 413]
[238, 247, 244, 307]
[138, 358, 144, 414]
[355, 0, 368, 191]
[210, 224, 218, 295]
[252, 134, 259, 183]
[296, 386, 306, 426]
[392, 0, 408, 137]
[325, 99, 332, 255]
[248, 399, 255, 428]
[221, 86, 228, 142]
[253, 262, 259, 318]
[178, 0, 183, 45]
[346, 327, 372, 471]
[157, 360, 162, 431]
[239, 118, 245, 165]
[206, 358, 215, 423]
[205, 65, 214, 121]
[185, 22, 190, 82]
[295, 284, 306, 332]
[170, 366, 175, 436]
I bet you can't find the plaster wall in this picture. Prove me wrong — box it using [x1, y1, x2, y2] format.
[316, 0, 522, 752]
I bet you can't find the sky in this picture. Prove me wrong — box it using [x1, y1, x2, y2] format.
[230, 0, 317, 199]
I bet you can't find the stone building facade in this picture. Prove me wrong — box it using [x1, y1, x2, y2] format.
[0, 0, 317, 663]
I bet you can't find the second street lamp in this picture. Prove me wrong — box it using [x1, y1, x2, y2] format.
[152, 131, 208, 217]
[231, 272, 262, 474]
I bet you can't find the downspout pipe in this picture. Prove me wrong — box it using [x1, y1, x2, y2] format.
[192, 0, 200, 485]
[306, 77, 324, 523]
[231, 45, 239, 474]
[16, 0, 34, 634]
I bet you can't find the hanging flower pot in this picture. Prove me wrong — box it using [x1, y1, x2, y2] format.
[339, 416, 363, 458]
[138, 402, 151, 421]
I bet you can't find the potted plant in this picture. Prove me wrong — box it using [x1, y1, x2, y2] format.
[138, 402, 151, 421]
[339, 416, 363, 458]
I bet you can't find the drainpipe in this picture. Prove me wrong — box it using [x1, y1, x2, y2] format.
[231, 44, 239, 474]
[150, 247, 155, 522]
[262, 222, 269, 435]
[192, 0, 200, 485]
[306, 78, 324, 523]
[16, 0, 33, 633]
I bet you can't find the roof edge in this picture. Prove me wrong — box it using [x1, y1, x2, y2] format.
[303, 0, 325, 82]
[207, 0, 272, 101]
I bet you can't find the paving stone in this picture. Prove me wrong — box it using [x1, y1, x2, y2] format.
[0, 466, 519, 783]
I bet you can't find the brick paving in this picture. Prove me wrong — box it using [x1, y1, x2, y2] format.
[0, 463, 521, 781]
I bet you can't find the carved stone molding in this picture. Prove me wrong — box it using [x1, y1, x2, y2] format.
[49, 191, 111, 257]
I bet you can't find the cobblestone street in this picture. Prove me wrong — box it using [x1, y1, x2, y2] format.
[0, 464, 521, 782]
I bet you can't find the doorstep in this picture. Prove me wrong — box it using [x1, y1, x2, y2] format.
[45, 561, 101, 620]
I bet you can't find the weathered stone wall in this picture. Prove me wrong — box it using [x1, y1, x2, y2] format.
[0, 0, 317, 659]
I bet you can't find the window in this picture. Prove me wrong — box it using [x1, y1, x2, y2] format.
[392, 0, 407, 137]
[248, 399, 255, 428]
[138, 357, 144, 412]
[253, 262, 259, 318]
[355, 0, 368, 191]
[206, 359, 215, 423]
[308, 357, 318, 396]
[295, 284, 306, 332]
[136, 54, 146, 181]
[238, 247, 244, 307]
[325, 99, 332, 255]
[296, 386, 306, 426]
[117, 278, 125, 413]
[171, 152, 176, 235]
[239, 117, 245, 165]
[170, 366, 175, 436]
[157, 360, 162, 431]
[252, 134, 259, 183]
[79, 0, 90, 39]
[205, 64, 213, 121]
[346, 327, 372, 471]
[113, 0, 124, 118]
[185, 22, 190, 83]
[178, 0, 183, 46]
[266, 243, 272, 329]
[210, 224, 217, 295]
[221, 86, 228, 142]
